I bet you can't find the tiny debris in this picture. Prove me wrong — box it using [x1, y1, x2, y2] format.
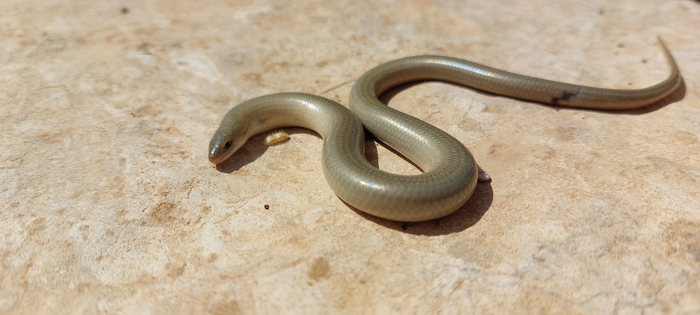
[617, 43, 624, 48]
[477, 165, 491, 182]
[264, 204, 270, 210]
[641, 58, 648, 64]
[550, 88, 581, 105]
[121, 7, 130, 14]
[264, 130, 290, 146]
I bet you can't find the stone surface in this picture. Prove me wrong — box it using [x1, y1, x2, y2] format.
[1, 0, 699, 314]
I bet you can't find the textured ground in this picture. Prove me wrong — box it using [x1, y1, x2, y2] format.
[1, 0, 699, 314]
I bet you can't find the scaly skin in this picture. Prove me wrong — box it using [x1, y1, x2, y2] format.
[209, 39, 680, 221]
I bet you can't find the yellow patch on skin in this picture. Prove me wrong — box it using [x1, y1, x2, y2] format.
[264, 130, 290, 146]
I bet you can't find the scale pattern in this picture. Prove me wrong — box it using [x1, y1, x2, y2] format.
[209, 40, 680, 221]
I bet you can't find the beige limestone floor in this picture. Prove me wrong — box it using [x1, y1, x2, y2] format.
[1, 0, 700, 314]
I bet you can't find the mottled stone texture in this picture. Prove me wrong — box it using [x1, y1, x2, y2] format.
[1, 0, 699, 314]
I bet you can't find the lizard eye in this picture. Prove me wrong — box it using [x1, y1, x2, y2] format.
[223, 141, 231, 150]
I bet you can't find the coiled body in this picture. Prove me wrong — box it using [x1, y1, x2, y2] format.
[209, 40, 680, 221]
